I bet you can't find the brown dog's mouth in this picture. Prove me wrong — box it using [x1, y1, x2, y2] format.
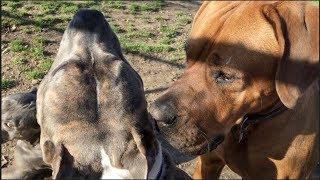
[182, 134, 225, 155]
[154, 121, 225, 155]
[209, 134, 225, 151]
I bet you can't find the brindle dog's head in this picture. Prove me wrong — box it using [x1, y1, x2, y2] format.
[151, 2, 319, 155]
[37, 9, 158, 178]
[1, 88, 39, 144]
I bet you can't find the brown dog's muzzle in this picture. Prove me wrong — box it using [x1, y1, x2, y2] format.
[150, 87, 225, 155]
[150, 62, 228, 155]
[150, 96, 178, 127]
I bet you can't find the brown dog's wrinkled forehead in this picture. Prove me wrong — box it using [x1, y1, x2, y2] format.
[187, 2, 282, 64]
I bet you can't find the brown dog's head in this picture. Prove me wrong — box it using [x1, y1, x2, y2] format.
[150, 2, 319, 155]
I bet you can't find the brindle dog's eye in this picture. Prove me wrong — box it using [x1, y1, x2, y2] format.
[213, 71, 235, 83]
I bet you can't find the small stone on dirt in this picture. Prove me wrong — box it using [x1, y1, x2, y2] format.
[2, 47, 10, 54]
[11, 25, 17, 31]
[32, 79, 40, 84]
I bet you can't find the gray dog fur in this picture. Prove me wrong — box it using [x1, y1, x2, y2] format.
[1, 88, 39, 144]
[34, 9, 190, 179]
[1, 140, 51, 179]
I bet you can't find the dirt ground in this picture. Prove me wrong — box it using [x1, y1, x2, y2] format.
[1, 1, 240, 178]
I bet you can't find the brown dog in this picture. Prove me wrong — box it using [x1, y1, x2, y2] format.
[150, 1, 319, 179]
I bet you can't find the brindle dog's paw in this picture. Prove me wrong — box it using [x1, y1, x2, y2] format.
[1, 140, 52, 179]
[1, 88, 40, 144]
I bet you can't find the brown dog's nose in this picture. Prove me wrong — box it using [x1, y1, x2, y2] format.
[150, 101, 178, 126]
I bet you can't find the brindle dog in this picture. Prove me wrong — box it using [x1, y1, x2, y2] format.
[35, 9, 190, 179]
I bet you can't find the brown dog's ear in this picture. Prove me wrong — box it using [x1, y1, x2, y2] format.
[263, 2, 319, 108]
[43, 140, 75, 179]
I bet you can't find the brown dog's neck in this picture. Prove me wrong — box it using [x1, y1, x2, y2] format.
[238, 100, 288, 142]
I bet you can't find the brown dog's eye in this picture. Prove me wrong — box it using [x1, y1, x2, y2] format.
[213, 71, 235, 83]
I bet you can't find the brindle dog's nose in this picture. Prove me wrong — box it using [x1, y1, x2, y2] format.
[150, 100, 178, 126]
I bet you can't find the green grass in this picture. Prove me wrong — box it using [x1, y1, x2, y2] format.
[121, 40, 175, 54]
[83, 1, 99, 7]
[9, 39, 27, 52]
[155, 15, 165, 21]
[109, 23, 124, 34]
[26, 70, 45, 80]
[126, 23, 136, 33]
[21, 27, 33, 34]
[107, 1, 125, 10]
[31, 46, 44, 59]
[129, 3, 140, 14]
[140, 1, 165, 12]
[12, 57, 28, 66]
[160, 37, 175, 45]
[39, 2, 60, 14]
[176, 12, 185, 17]
[30, 36, 46, 60]
[171, 52, 186, 62]
[35, 15, 62, 28]
[160, 25, 180, 38]
[40, 58, 54, 71]
[179, 16, 192, 25]
[16, 9, 29, 17]
[128, 1, 165, 14]
[124, 29, 155, 39]
[10, 36, 51, 79]
[1, 12, 27, 27]
[60, 3, 79, 14]
[1, 79, 15, 90]
[5, 1, 22, 11]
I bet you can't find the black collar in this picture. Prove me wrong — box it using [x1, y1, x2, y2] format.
[238, 103, 288, 143]
[147, 142, 164, 179]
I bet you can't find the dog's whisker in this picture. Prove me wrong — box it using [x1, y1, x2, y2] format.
[226, 56, 232, 65]
[197, 127, 210, 154]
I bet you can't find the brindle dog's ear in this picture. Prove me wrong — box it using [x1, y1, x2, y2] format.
[263, 2, 319, 108]
[43, 141, 75, 179]
[131, 126, 158, 178]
